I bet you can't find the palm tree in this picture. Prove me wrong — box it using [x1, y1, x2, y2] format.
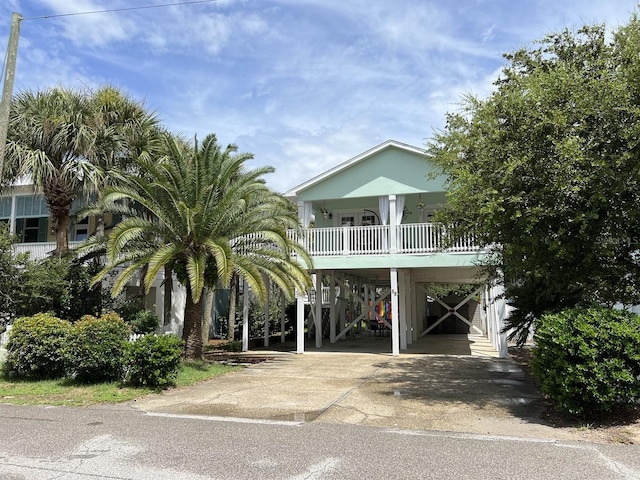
[92, 133, 312, 359]
[85, 86, 162, 238]
[4, 86, 160, 255]
[5, 88, 94, 254]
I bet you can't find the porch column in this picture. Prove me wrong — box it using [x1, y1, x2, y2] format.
[329, 271, 336, 343]
[399, 270, 407, 350]
[9, 192, 16, 234]
[389, 195, 398, 253]
[296, 289, 305, 354]
[315, 270, 323, 348]
[390, 268, 400, 356]
[280, 291, 286, 344]
[263, 276, 270, 347]
[242, 281, 250, 352]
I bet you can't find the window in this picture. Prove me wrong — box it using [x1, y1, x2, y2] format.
[15, 217, 48, 243]
[74, 217, 89, 241]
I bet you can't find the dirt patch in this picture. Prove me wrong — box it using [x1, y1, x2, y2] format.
[509, 346, 640, 444]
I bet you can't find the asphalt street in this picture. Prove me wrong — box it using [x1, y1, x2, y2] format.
[1, 403, 639, 480]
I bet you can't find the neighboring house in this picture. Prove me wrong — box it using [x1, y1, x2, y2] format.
[0, 178, 186, 335]
[283, 140, 508, 357]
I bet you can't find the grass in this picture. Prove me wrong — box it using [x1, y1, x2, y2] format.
[0, 360, 240, 407]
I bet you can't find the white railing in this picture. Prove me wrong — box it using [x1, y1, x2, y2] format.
[295, 223, 479, 256]
[14, 241, 82, 260]
[298, 225, 389, 256]
[12, 224, 479, 262]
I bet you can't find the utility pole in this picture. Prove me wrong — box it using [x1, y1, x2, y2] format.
[0, 12, 21, 181]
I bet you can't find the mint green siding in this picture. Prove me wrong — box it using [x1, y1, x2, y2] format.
[296, 146, 447, 202]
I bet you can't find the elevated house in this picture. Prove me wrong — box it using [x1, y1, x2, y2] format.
[1, 140, 509, 357]
[283, 140, 508, 357]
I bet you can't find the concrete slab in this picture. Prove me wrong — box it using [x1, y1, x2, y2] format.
[130, 335, 578, 441]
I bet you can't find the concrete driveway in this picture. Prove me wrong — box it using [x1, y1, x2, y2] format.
[130, 334, 584, 441]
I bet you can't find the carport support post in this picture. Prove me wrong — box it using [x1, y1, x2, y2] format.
[390, 268, 400, 356]
[399, 270, 407, 350]
[242, 281, 250, 352]
[329, 271, 336, 343]
[296, 291, 305, 353]
[411, 278, 418, 342]
[263, 276, 270, 347]
[315, 269, 323, 348]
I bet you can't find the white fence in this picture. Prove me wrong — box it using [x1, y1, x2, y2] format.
[0, 324, 12, 348]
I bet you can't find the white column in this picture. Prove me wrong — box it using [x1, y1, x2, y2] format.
[9, 192, 16, 234]
[296, 291, 305, 354]
[242, 282, 250, 352]
[411, 277, 418, 342]
[389, 195, 397, 253]
[329, 271, 336, 343]
[263, 276, 270, 347]
[390, 268, 400, 356]
[315, 269, 323, 349]
[280, 291, 286, 344]
[399, 270, 407, 350]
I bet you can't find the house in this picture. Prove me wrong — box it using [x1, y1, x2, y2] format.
[282, 140, 508, 357]
[1, 140, 509, 357]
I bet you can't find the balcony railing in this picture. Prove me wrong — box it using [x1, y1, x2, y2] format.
[13, 223, 479, 261]
[14, 241, 82, 260]
[294, 223, 479, 256]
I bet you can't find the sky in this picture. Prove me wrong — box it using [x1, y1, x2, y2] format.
[0, 0, 637, 193]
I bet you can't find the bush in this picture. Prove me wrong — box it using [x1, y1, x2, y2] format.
[130, 309, 159, 335]
[125, 334, 183, 388]
[2, 313, 71, 379]
[531, 306, 640, 416]
[12, 255, 102, 322]
[65, 312, 131, 383]
[114, 298, 158, 334]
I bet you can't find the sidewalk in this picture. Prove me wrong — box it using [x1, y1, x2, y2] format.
[129, 337, 582, 441]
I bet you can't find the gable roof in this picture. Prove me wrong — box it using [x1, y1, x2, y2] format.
[284, 140, 426, 198]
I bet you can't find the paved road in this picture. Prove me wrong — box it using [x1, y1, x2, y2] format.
[1, 403, 639, 479]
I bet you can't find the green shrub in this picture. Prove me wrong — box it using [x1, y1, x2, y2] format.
[125, 334, 183, 388]
[130, 309, 159, 335]
[114, 299, 158, 334]
[531, 306, 640, 416]
[2, 313, 72, 379]
[65, 312, 131, 383]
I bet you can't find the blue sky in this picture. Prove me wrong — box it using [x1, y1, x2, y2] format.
[0, 0, 637, 192]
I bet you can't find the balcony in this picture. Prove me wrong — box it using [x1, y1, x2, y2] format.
[14, 241, 82, 260]
[293, 223, 479, 256]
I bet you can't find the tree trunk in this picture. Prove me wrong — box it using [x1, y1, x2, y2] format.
[54, 212, 70, 255]
[96, 213, 105, 238]
[202, 288, 215, 346]
[163, 265, 173, 327]
[227, 275, 237, 341]
[183, 292, 203, 360]
[139, 263, 149, 308]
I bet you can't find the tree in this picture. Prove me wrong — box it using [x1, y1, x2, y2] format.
[0, 223, 25, 328]
[91, 133, 313, 359]
[5, 88, 93, 254]
[4, 86, 159, 255]
[427, 16, 640, 343]
[85, 86, 162, 238]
